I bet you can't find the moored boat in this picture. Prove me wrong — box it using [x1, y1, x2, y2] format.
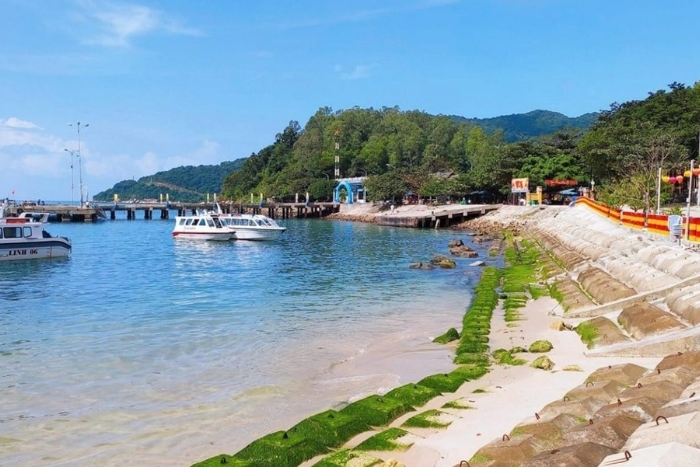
[212, 203, 286, 241]
[0, 216, 71, 261]
[172, 211, 233, 241]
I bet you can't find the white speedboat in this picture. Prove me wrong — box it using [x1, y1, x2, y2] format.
[172, 211, 233, 241]
[219, 214, 286, 241]
[0, 215, 71, 261]
[211, 203, 286, 241]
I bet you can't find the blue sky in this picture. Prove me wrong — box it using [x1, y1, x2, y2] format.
[2, 0, 699, 201]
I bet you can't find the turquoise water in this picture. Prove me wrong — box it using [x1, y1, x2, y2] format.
[0, 214, 496, 466]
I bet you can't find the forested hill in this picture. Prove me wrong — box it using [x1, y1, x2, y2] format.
[94, 159, 245, 202]
[452, 110, 599, 142]
[93, 108, 599, 203]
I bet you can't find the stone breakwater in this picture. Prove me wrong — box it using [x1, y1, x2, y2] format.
[462, 204, 700, 358]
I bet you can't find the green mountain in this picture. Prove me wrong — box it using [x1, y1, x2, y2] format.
[451, 109, 599, 142]
[94, 159, 246, 202]
[94, 108, 599, 203]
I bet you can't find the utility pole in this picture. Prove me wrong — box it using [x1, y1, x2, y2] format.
[68, 122, 89, 206]
[334, 128, 340, 179]
[64, 148, 77, 206]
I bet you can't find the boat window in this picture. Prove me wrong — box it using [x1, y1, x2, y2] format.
[179, 218, 186, 225]
[199, 219, 206, 226]
[23, 227, 32, 237]
[213, 218, 223, 228]
[0, 228, 3, 239]
[207, 219, 214, 227]
[3, 227, 21, 238]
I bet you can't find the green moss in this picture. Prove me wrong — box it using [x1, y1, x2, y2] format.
[290, 410, 369, 448]
[469, 452, 493, 463]
[402, 409, 452, 428]
[472, 388, 487, 394]
[433, 327, 460, 344]
[528, 340, 553, 353]
[531, 355, 555, 370]
[575, 321, 598, 349]
[385, 384, 441, 408]
[234, 429, 329, 467]
[191, 455, 250, 467]
[355, 427, 413, 451]
[312, 450, 382, 467]
[340, 395, 413, 427]
[441, 399, 474, 409]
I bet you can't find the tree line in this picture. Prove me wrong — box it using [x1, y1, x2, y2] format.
[224, 82, 700, 209]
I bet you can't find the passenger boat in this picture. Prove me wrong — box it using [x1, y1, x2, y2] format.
[0, 214, 71, 261]
[212, 204, 286, 241]
[172, 211, 233, 241]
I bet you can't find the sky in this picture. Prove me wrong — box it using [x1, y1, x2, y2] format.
[2, 0, 700, 201]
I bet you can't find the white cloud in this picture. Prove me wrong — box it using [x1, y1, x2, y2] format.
[75, 0, 203, 47]
[0, 117, 41, 129]
[0, 119, 222, 200]
[336, 64, 375, 80]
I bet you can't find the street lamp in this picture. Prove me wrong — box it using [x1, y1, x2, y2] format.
[321, 172, 330, 180]
[68, 121, 89, 206]
[64, 149, 76, 206]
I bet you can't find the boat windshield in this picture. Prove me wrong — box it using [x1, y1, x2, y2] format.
[213, 218, 223, 228]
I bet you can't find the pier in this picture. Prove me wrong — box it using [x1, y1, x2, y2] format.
[6, 201, 341, 222]
[374, 204, 500, 228]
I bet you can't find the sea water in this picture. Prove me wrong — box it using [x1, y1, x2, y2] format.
[0, 214, 496, 466]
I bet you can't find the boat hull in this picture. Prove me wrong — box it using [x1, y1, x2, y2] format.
[172, 231, 232, 241]
[0, 240, 71, 261]
[231, 227, 286, 241]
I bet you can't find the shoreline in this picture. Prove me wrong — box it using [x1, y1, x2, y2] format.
[203, 201, 700, 467]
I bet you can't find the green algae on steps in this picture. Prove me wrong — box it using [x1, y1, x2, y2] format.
[290, 410, 370, 448]
[312, 449, 382, 467]
[433, 326, 459, 344]
[385, 383, 441, 407]
[340, 395, 413, 427]
[402, 409, 452, 428]
[355, 427, 413, 451]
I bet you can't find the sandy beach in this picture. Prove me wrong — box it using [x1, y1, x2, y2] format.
[305, 201, 700, 467]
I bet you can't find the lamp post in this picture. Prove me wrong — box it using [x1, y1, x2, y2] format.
[64, 148, 76, 206]
[68, 122, 89, 206]
[321, 172, 329, 180]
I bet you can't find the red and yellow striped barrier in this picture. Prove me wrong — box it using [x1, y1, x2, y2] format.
[573, 196, 700, 243]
